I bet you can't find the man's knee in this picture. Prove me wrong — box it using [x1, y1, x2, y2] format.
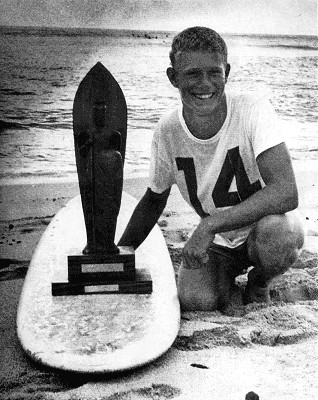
[177, 267, 219, 311]
[177, 252, 237, 311]
[248, 211, 305, 273]
[251, 212, 304, 250]
[178, 285, 219, 311]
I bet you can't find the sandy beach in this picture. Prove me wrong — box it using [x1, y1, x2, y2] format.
[1, 160, 318, 399]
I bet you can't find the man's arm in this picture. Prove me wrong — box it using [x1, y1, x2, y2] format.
[117, 187, 171, 249]
[183, 142, 298, 267]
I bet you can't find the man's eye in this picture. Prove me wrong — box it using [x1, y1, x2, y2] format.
[208, 70, 222, 76]
[186, 71, 199, 77]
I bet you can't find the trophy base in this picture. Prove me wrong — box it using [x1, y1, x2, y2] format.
[52, 268, 152, 296]
[67, 246, 135, 283]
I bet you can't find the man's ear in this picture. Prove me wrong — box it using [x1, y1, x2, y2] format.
[166, 67, 179, 88]
[225, 63, 231, 82]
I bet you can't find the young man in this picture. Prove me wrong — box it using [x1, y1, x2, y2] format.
[118, 27, 304, 311]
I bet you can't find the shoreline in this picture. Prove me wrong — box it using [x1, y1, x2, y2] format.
[0, 159, 317, 185]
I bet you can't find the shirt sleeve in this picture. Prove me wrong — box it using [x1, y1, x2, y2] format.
[148, 121, 175, 194]
[248, 98, 286, 158]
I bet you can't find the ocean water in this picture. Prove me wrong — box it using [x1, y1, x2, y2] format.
[0, 26, 317, 184]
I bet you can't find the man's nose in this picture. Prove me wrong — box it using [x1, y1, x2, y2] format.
[199, 72, 214, 87]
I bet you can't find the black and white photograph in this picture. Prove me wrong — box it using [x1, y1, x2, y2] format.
[0, 1, 317, 399]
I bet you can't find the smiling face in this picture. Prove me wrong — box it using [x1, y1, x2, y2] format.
[167, 51, 230, 119]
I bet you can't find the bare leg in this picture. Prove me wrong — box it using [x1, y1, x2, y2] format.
[244, 210, 305, 304]
[177, 248, 239, 311]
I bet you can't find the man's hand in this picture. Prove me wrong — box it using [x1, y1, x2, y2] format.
[182, 219, 215, 269]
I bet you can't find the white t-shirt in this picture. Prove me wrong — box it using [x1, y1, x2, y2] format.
[148, 92, 285, 248]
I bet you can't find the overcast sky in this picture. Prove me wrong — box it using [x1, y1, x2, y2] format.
[0, 0, 317, 35]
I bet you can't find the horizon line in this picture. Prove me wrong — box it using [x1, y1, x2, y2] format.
[1, 24, 317, 38]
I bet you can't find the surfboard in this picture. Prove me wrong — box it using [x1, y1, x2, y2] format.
[17, 192, 180, 373]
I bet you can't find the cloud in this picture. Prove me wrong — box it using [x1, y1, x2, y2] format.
[1, 0, 174, 28]
[0, 0, 316, 34]
[161, 0, 317, 34]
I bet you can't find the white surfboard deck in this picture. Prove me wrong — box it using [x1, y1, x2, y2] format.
[17, 192, 180, 373]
